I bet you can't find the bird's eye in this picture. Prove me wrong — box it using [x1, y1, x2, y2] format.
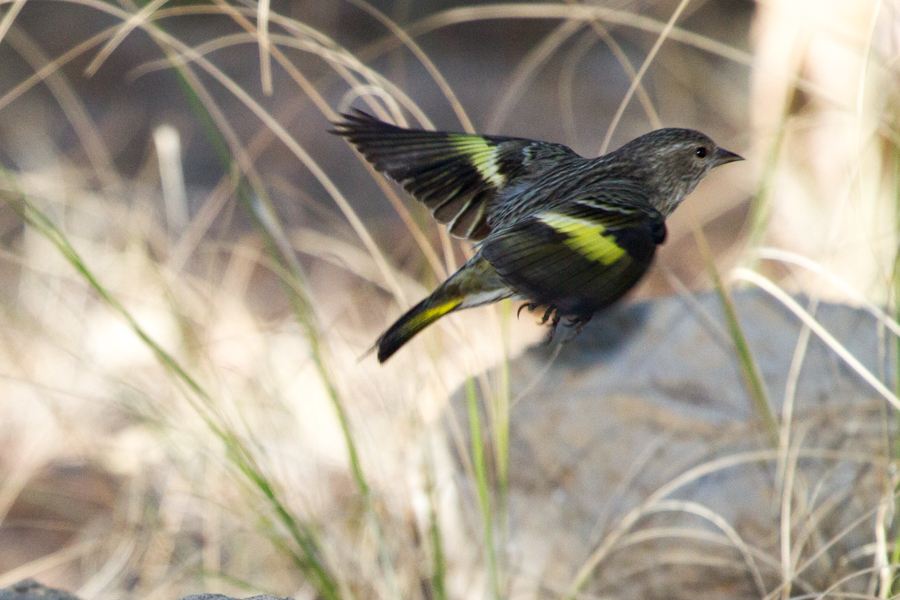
[695, 147, 708, 158]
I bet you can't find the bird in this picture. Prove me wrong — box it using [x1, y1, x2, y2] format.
[331, 109, 743, 363]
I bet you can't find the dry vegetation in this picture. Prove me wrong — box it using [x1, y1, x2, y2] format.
[0, 1, 898, 600]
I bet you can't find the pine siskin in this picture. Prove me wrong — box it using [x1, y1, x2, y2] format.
[332, 110, 742, 363]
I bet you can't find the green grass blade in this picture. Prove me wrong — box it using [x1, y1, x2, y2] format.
[423, 442, 448, 600]
[695, 226, 779, 447]
[492, 300, 512, 569]
[466, 377, 500, 600]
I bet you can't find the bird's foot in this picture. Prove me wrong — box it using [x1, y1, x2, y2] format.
[517, 303, 556, 325]
[521, 304, 584, 345]
[538, 306, 556, 325]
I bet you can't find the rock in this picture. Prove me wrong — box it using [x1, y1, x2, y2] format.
[0, 580, 82, 600]
[466, 289, 895, 599]
[0, 581, 291, 600]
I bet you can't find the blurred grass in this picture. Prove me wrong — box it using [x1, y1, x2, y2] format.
[0, 1, 898, 599]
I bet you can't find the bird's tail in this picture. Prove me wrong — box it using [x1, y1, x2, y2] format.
[375, 294, 463, 363]
[374, 255, 512, 363]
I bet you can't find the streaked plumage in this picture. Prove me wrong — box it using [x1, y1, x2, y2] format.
[332, 110, 742, 362]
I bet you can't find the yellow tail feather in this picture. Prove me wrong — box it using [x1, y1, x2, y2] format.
[376, 296, 462, 363]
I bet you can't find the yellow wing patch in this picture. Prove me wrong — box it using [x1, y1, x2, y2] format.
[537, 213, 626, 265]
[448, 134, 505, 187]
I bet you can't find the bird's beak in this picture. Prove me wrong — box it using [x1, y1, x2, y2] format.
[716, 147, 744, 165]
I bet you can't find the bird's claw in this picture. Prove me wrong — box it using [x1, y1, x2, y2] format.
[517, 302, 538, 319]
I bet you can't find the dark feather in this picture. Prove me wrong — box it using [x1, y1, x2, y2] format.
[481, 183, 665, 316]
[331, 109, 576, 240]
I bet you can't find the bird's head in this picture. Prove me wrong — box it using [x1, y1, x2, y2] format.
[615, 128, 743, 217]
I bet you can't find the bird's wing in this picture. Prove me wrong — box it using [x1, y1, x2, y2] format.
[480, 181, 666, 315]
[331, 109, 579, 241]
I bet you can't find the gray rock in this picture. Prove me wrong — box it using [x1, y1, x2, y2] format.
[467, 289, 894, 599]
[0, 580, 82, 600]
[0, 582, 291, 600]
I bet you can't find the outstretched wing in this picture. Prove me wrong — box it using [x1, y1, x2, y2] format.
[480, 181, 666, 316]
[331, 109, 579, 241]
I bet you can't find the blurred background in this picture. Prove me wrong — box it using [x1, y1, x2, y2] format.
[0, 1, 897, 599]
